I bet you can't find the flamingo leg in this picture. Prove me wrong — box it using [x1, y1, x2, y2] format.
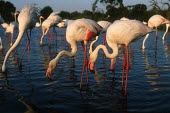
[155, 28, 158, 50]
[102, 33, 106, 45]
[124, 46, 129, 95]
[80, 43, 89, 88]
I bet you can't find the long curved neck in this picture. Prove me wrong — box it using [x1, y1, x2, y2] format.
[53, 41, 77, 64]
[89, 36, 99, 54]
[90, 44, 118, 63]
[2, 30, 25, 72]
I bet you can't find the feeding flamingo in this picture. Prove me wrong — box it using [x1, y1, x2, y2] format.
[1, 4, 39, 72]
[46, 18, 102, 87]
[142, 15, 170, 49]
[40, 11, 62, 45]
[89, 20, 155, 94]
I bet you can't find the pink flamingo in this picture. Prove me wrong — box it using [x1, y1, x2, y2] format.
[89, 20, 155, 94]
[40, 11, 62, 45]
[46, 18, 102, 88]
[142, 15, 170, 49]
[35, 16, 44, 28]
[2, 4, 38, 72]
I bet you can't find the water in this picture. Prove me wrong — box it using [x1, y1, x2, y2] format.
[0, 26, 170, 113]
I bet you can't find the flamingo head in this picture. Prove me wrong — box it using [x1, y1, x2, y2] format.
[89, 59, 95, 71]
[46, 59, 57, 79]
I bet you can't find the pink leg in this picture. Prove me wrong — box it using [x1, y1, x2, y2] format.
[80, 43, 89, 88]
[124, 46, 129, 95]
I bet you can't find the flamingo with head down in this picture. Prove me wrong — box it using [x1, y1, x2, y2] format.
[2, 4, 39, 72]
[46, 18, 102, 87]
[40, 11, 62, 45]
[89, 20, 155, 94]
[142, 14, 170, 49]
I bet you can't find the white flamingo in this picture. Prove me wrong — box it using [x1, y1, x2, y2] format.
[46, 18, 102, 87]
[2, 4, 39, 72]
[40, 11, 62, 45]
[142, 15, 170, 49]
[89, 20, 155, 94]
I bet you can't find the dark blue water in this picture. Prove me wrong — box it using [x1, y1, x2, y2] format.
[0, 26, 170, 113]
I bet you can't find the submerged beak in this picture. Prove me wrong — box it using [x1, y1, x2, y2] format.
[46, 67, 52, 78]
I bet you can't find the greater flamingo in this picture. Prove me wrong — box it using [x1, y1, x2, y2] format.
[35, 16, 44, 28]
[4, 12, 20, 46]
[2, 4, 38, 72]
[89, 20, 155, 94]
[142, 15, 170, 49]
[40, 11, 62, 45]
[46, 18, 102, 87]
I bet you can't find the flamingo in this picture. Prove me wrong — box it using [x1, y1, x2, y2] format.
[97, 20, 112, 45]
[4, 12, 20, 46]
[162, 23, 170, 40]
[1, 4, 39, 72]
[142, 15, 170, 49]
[89, 20, 155, 94]
[46, 18, 102, 87]
[40, 11, 62, 45]
[35, 16, 44, 28]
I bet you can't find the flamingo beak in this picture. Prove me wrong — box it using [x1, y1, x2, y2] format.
[89, 60, 95, 70]
[46, 67, 52, 78]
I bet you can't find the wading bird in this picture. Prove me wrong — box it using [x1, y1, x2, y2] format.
[2, 4, 39, 72]
[40, 12, 62, 45]
[46, 18, 102, 88]
[142, 15, 170, 49]
[89, 20, 155, 94]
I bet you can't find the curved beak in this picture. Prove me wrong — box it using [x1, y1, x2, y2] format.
[89, 60, 95, 71]
[46, 67, 52, 78]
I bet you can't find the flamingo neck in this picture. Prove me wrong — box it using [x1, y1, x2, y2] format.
[53, 41, 78, 65]
[89, 36, 99, 54]
[2, 30, 25, 72]
[90, 44, 118, 63]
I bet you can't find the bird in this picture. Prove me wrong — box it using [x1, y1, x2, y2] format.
[40, 11, 62, 45]
[89, 20, 155, 94]
[4, 12, 20, 46]
[142, 14, 170, 49]
[162, 23, 170, 40]
[97, 20, 112, 45]
[46, 18, 102, 87]
[35, 16, 44, 28]
[2, 4, 39, 72]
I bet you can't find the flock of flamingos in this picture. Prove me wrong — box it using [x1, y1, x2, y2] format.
[0, 4, 170, 95]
